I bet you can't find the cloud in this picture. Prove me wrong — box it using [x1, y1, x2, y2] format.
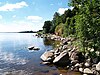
[0, 19, 44, 32]
[0, 15, 2, 19]
[57, 8, 68, 14]
[27, 16, 43, 22]
[0, 50, 28, 65]
[70, 7, 74, 10]
[0, 1, 28, 11]
[57, 7, 74, 15]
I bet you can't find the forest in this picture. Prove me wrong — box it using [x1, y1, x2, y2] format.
[42, 0, 100, 56]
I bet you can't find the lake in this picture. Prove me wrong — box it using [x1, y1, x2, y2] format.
[0, 33, 81, 75]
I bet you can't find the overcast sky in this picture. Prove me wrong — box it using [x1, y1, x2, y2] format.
[0, 0, 72, 32]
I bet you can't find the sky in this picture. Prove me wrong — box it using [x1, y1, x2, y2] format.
[0, 0, 72, 32]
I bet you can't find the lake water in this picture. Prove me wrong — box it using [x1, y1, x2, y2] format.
[0, 33, 81, 75]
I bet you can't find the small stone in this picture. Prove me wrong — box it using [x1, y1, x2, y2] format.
[95, 51, 100, 56]
[84, 62, 90, 67]
[75, 63, 81, 67]
[79, 68, 83, 72]
[83, 74, 88, 75]
[96, 62, 100, 71]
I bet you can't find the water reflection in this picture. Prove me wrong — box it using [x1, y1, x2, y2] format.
[43, 38, 61, 48]
[0, 33, 81, 75]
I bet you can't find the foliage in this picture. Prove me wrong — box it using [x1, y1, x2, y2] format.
[43, 21, 53, 33]
[55, 23, 64, 36]
[42, 0, 100, 57]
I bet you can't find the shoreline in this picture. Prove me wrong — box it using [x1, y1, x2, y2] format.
[37, 33, 100, 75]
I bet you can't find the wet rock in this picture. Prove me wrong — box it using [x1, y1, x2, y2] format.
[70, 50, 84, 63]
[75, 63, 82, 67]
[83, 68, 93, 74]
[62, 39, 68, 45]
[40, 50, 54, 62]
[92, 57, 99, 64]
[79, 68, 83, 72]
[28, 46, 40, 50]
[54, 49, 60, 57]
[84, 62, 91, 67]
[91, 67, 97, 75]
[62, 45, 68, 50]
[53, 50, 70, 66]
[33, 47, 40, 50]
[96, 62, 100, 71]
[28, 46, 34, 50]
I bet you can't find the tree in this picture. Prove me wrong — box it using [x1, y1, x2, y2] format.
[51, 12, 62, 33]
[43, 21, 52, 33]
[71, 0, 100, 55]
[61, 9, 72, 23]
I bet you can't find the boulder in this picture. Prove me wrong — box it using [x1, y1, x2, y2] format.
[75, 63, 82, 67]
[62, 45, 68, 50]
[33, 47, 40, 50]
[96, 62, 100, 71]
[83, 68, 93, 74]
[70, 50, 84, 63]
[53, 50, 70, 66]
[92, 58, 99, 64]
[84, 62, 91, 67]
[62, 39, 68, 45]
[40, 50, 54, 62]
[79, 68, 83, 72]
[28, 46, 34, 50]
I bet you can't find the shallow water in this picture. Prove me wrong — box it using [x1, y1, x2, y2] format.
[0, 33, 81, 75]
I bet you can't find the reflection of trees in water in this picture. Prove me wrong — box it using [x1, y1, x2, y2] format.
[43, 38, 61, 48]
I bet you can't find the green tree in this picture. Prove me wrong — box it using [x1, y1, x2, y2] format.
[71, 0, 100, 54]
[43, 21, 53, 33]
[50, 12, 62, 33]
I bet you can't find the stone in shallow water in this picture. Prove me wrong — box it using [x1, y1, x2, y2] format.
[40, 50, 54, 61]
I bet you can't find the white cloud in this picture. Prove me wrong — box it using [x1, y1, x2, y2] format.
[57, 7, 74, 15]
[70, 7, 74, 10]
[0, 1, 28, 11]
[57, 8, 68, 14]
[27, 16, 43, 22]
[0, 19, 44, 32]
[0, 15, 2, 19]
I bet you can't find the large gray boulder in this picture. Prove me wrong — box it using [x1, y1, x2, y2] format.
[69, 50, 84, 63]
[40, 50, 54, 62]
[53, 50, 70, 66]
[96, 62, 100, 71]
[83, 68, 93, 74]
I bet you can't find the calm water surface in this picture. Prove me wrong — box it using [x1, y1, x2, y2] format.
[0, 33, 81, 75]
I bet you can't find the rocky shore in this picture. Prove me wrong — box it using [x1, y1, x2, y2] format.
[39, 34, 100, 75]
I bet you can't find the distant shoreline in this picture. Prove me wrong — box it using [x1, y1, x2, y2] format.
[0, 31, 37, 33]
